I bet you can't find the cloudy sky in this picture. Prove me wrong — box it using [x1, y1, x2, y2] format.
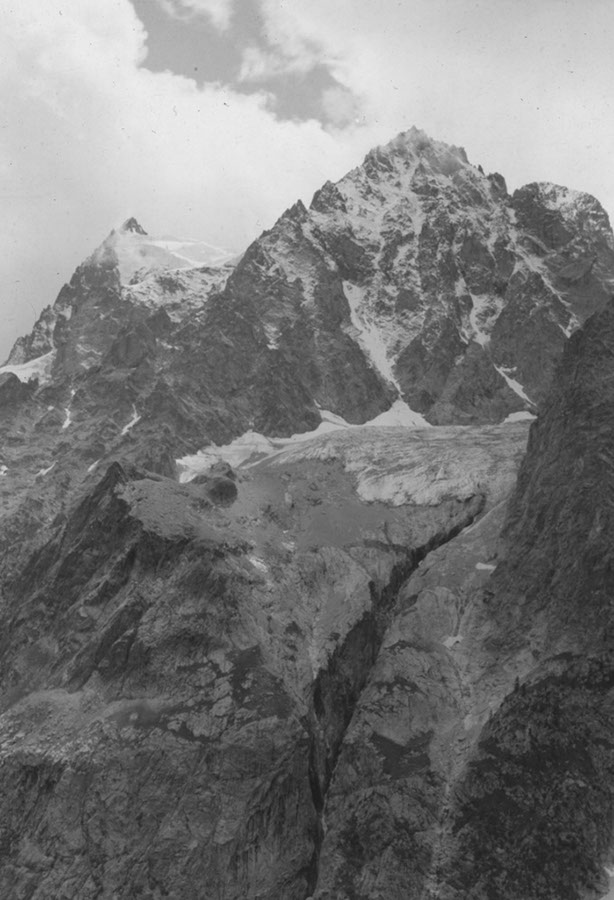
[2, 0, 614, 360]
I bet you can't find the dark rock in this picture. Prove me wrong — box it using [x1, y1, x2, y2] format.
[0, 373, 33, 406]
[193, 474, 238, 506]
[106, 325, 156, 369]
[120, 217, 147, 235]
[427, 298, 614, 897]
[512, 182, 575, 249]
[396, 317, 466, 414]
[0, 128, 613, 898]
[428, 341, 524, 424]
[209, 460, 236, 481]
[488, 170, 508, 198]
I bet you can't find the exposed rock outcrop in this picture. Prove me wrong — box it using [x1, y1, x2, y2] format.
[0, 128, 613, 899]
[0, 424, 527, 898]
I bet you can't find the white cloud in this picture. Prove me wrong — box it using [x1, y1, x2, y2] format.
[238, 1, 348, 87]
[154, 0, 235, 30]
[320, 85, 361, 129]
[239, 44, 320, 82]
[239, 46, 285, 82]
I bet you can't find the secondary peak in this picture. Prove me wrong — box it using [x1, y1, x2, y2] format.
[120, 217, 148, 235]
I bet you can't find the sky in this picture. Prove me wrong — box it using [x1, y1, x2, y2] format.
[2, 0, 614, 361]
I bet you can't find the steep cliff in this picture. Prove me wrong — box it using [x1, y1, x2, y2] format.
[434, 298, 614, 899]
[310, 299, 614, 900]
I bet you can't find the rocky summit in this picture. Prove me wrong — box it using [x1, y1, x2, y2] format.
[0, 127, 613, 899]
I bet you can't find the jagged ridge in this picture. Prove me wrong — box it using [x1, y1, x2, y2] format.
[0, 128, 613, 899]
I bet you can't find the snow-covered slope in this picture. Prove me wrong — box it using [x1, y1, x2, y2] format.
[97, 217, 233, 285]
[3, 127, 614, 487]
[230, 126, 614, 425]
[4, 217, 236, 368]
[123, 265, 233, 320]
[0, 350, 56, 385]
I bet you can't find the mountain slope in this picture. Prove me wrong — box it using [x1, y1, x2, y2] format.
[0, 128, 613, 899]
[1, 128, 611, 566]
[0, 423, 528, 899]
[2, 130, 613, 456]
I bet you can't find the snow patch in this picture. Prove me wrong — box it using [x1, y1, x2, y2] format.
[467, 292, 505, 346]
[62, 390, 76, 430]
[343, 281, 400, 388]
[494, 366, 535, 405]
[264, 323, 280, 350]
[476, 562, 497, 572]
[316, 409, 353, 430]
[125, 266, 231, 318]
[177, 414, 351, 482]
[87, 460, 100, 473]
[0, 465, 7, 477]
[177, 431, 277, 481]
[0, 350, 56, 385]
[503, 410, 536, 424]
[36, 462, 56, 477]
[366, 399, 430, 428]
[443, 635, 463, 649]
[75, 342, 102, 369]
[248, 556, 268, 574]
[121, 406, 141, 436]
[536, 182, 584, 215]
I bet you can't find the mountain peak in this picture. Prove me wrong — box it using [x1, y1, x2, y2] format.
[120, 217, 147, 235]
[391, 125, 432, 149]
[353, 127, 471, 190]
[377, 126, 468, 163]
[94, 218, 234, 286]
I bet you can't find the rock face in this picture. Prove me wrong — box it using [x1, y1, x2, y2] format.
[0, 129, 613, 899]
[306, 301, 614, 900]
[0, 425, 528, 899]
[430, 298, 614, 900]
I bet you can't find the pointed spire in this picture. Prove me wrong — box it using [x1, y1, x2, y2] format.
[120, 217, 147, 235]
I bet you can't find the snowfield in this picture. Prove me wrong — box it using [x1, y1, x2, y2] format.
[101, 227, 233, 285]
[0, 350, 56, 385]
[177, 405, 529, 508]
[268, 422, 529, 506]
